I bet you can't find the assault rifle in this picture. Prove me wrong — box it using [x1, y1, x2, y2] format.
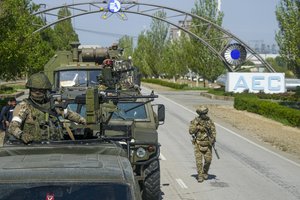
[205, 127, 220, 159]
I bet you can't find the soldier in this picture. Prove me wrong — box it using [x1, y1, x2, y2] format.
[189, 105, 216, 183]
[7, 72, 86, 144]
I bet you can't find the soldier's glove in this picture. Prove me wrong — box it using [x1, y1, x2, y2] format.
[20, 133, 33, 144]
[79, 118, 87, 125]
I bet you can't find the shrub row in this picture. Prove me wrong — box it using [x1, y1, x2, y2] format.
[142, 78, 188, 89]
[234, 96, 300, 127]
[256, 92, 299, 102]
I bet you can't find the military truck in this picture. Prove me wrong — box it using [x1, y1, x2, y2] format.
[43, 42, 165, 200]
[0, 140, 142, 200]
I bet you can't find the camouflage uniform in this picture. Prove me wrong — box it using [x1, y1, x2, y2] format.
[189, 105, 216, 182]
[7, 72, 86, 144]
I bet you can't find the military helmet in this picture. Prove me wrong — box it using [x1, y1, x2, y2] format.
[26, 72, 52, 90]
[196, 105, 208, 115]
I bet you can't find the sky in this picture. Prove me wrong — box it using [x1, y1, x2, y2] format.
[32, 0, 281, 48]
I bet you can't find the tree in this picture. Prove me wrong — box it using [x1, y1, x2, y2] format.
[266, 57, 294, 77]
[0, 0, 54, 80]
[133, 11, 169, 77]
[276, 0, 300, 77]
[188, 0, 225, 84]
[53, 7, 79, 50]
[161, 37, 190, 80]
[133, 31, 152, 77]
[118, 35, 134, 59]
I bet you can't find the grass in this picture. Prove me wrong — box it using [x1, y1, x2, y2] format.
[0, 84, 26, 94]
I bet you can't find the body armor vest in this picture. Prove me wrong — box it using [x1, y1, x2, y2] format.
[23, 100, 63, 141]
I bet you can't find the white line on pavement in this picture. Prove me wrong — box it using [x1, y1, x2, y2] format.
[176, 178, 188, 189]
[145, 87, 300, 168]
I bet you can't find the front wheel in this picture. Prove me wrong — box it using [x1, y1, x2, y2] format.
[142, 159, 161, 200]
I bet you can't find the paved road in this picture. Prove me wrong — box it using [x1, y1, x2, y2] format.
[141, 87, 300, 200]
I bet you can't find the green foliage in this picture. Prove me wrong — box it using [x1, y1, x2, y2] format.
[188, 0, 225, 82]
[0, 0, 55, 79]
[0, 84, 25, 94]
[161, 39, 189, 79]
[0, 2, 79, 79]
[0, 85, 16, 94]
[256, 91, 300, 102]
[142, 79, 188, 89]
[234, 96, 300, 127]
[119, 35, 134, 59]
[266, 57, 294, 77]
[276, 0, 300, 78]
[133, 11, 169, 77]
[53, 7, 79, 50]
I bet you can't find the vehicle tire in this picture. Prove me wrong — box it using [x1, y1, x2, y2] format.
[142, 159, 161, 200]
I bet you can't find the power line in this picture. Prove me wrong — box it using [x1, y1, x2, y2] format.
[74, 27, 138, 39]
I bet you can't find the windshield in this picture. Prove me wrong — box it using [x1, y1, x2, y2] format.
[112, 102, 147, 120]
[0, 183, 132, 200]
[58, 70, 101, 87]
[68, 102, 147, 120]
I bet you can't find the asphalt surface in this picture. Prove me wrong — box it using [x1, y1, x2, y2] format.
[140, 87, 300, 200]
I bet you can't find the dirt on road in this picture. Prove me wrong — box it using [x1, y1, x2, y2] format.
[142, 82, 300, 160]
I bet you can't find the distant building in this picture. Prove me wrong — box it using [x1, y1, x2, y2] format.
[170, 20, 192, 41]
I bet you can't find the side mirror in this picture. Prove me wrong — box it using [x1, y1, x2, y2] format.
[157, 104, 165, 125]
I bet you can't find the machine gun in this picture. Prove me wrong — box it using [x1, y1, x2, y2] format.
[50, 88, 159, 136]
[205, 127, 220, 159]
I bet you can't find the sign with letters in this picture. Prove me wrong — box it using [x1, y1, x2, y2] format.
[226, 72, 286, 93]
[108, 0, 121, 13]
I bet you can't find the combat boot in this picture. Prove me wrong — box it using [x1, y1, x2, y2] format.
[198, 175, 204, 183]
[203, 173, 208, 180]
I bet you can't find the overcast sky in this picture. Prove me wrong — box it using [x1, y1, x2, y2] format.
[32, 0, 281, 47]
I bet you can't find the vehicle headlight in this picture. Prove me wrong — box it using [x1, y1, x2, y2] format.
[136, 147, 146, 158]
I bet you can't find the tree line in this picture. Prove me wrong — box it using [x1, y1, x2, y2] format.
[120, 0, 300, 80]
[0, 0, 78, 80]
[0, 0, 299, 81]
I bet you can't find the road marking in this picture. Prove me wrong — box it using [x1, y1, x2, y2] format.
[143, 87, 300, 168]
[176, 178, 188, 189]
[159, 153, 166, 160]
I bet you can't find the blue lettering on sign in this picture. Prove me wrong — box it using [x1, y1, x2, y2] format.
[252, 76, 264, 91]
[232, 74, 284, 93]
[233, 76, 248, 91]
[268, 76, 281, 91]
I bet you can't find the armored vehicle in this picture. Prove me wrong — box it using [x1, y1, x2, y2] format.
[43, 42, 165, 200]
[0, 140, 142, 200]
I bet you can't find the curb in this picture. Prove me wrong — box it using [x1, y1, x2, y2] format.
[200, 92, 234, 101]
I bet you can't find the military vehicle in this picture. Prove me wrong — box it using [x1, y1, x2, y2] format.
[43, 42, 165, 200]
[0, 140, 142, 200]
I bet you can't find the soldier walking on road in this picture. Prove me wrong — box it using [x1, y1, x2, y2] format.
[7, 72, 86, 144]
[189, 105, 217, 183]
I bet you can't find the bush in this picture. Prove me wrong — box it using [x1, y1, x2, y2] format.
[234, 96, 300, 127]
[142, 79, 188, 89]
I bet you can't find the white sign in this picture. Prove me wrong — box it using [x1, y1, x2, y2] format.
[226, 72, 286, 93]
[108, 0, 121, 13]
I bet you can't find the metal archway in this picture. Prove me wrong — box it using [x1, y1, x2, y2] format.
[32, 1, 276, 72]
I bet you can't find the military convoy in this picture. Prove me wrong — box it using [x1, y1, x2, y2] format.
[41, 42, 164, 200]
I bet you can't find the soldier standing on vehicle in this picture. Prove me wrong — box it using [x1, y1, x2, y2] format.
[7, 72, 86, 144]
[189, 105, 217, 183]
